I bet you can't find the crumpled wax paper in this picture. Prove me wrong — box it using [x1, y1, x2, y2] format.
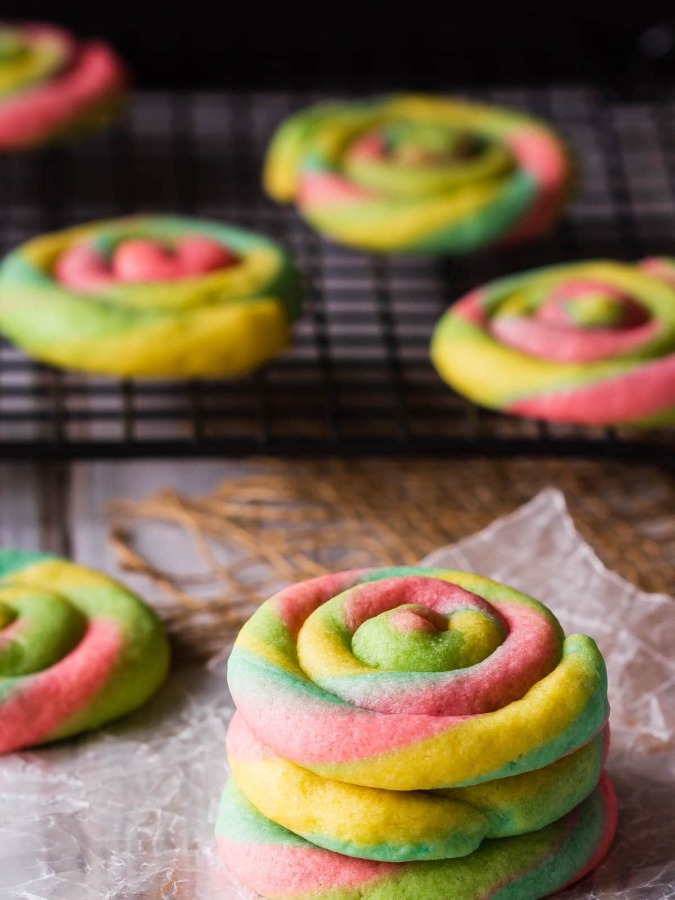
[0, 487, 673, 899]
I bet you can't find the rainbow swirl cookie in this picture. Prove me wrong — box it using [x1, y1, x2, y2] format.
[0, 215, 303, 377]
[0, 22, 127, 151]
[431, 260, 675, 425]
[220, 567, 616, 899]
[0, 549, 169, 753]
[218, 778, 616, 900]
[641, 256, 675, 287]
[264, 95, 571, 254]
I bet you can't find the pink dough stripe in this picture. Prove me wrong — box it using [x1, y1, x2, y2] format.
[0, 617, 25, 647]
[0, 43, 125, 149]
[505, 129, 568, 241]
[640, 258, 675, 287]
[490, 316, 660, 362]
[0, 618, 123, 751]
[341, 577, 497, 632]
[538, 281, 648, 330]
[273, 570, 366, 636]
[56, 236, 237, 291]
[218, 839, 387, 895]
[508, 352, 675, 423]
[452, 288, 489, 326]
[55, 242, 116, 292]
[298, 172, 375, 207]
[227, 712, 276, 761]
[388, 607, 446, 631]
[349, 132, 387, 161]
[237, 684, 455, 764]
[333, 601, 560, 716]
[547, 280, 621, 301]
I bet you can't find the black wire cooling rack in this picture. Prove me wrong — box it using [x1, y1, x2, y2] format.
[0, 87, 673, 464]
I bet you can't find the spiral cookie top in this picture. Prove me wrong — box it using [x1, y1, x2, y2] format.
[224, 567, 615, 898]
[0, 215, 303, 377]
[431, 260, 675, 426]
[0, 22, 127, 151]
[0, 550, 169, 753]
[227, 567, 608, 791]
[264, 94, 571, 253]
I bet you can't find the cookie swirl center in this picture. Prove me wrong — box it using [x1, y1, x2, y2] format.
[0, 588, 87, 677]
[55, 235, 241, 292]
[344, 121, 515, 198]
[0, 29, 27, 63]
[351, 602, 504, 673]
[541, 280, 650, 330]
[292, 574, 564, 716]
[489, 277, 657, 362]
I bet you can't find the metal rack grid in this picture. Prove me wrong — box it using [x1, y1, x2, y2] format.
[0, 88, 673, 464]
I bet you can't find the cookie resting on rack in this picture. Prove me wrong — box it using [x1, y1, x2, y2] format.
[0, 215, 304, 377]
[218, 567, 616, 899]
[431, 260, 675, 426]
[264, 94, 572, 254]
[0, 549, 169, 753]
[0, 21, 127, 151]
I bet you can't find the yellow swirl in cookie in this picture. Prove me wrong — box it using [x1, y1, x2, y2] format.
[264, 95, 571, 253]
[0, 216, 303, 377]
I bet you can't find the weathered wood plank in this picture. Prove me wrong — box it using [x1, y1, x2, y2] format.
[0, 462, 69, 555]
[69, 460, 230, 580]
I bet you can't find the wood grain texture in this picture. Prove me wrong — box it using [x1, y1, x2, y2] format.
[0, 463, 68, 556]
[70, 460, 230, 582]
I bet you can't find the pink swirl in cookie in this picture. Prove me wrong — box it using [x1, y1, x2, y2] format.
[432, 260, 675, 426]
[490, 279, 659, 363]
[0, 552, 169, 753]
[0, 618, 122, 752]
[504, 129, 571, 242]
[264, 96, 572, 254]
[0, 23, 127, 151]
[641, 256, 675, 287]
[509, 353, 675, 423]
[349, 131, 387, 161]
[55, 237, 240, 291]
[228, 567, 608, 790]
[220, 565, 615, 898]
[296, 576, 563, 717]
[388, 606, 447, 632]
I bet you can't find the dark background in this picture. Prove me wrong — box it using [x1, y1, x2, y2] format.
[4, 5, 675, 90]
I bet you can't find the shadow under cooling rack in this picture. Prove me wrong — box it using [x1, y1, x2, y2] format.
[0, 87, 673, 465]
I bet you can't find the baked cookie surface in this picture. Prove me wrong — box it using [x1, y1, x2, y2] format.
[0, 215, 303, 378]
[0, 21, 127, 151]
[431, 260, 675, 425]
[0, 549, 169, 753]
[264, 95, 571, 253]
[220, 567, 616, 898]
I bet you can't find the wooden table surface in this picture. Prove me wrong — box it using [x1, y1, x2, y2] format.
[5, 456, 673, 602]
[1, 460, 231, 573]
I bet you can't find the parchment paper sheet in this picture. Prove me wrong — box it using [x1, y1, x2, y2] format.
[0, 488, 673, 899]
